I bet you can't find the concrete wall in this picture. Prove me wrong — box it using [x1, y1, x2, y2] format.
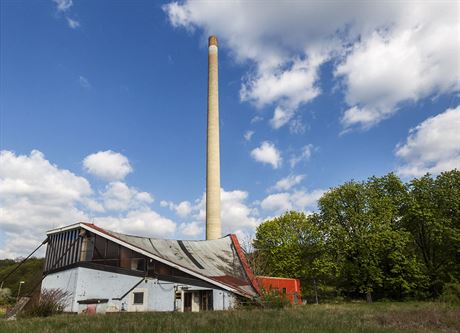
[212, 290, 236, 310]
[41, 267, 79, 312]
[42, 267, 237, 313]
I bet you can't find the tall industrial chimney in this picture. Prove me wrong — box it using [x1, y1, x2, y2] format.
[206, 35, 221, 240]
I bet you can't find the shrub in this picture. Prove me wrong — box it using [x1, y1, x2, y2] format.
[0, 288, 12, 305]
[22, 289, 70, 317]
[439, 283, 460, 305]
[261, 289, 291, 309]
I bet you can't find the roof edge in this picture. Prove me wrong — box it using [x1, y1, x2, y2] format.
[229, 234, 262, 297]
[50, 223, 254, 298]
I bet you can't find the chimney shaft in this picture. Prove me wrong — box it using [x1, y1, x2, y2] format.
[206, 35, 221, 240]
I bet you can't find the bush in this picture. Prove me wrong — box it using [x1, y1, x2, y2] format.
[439, 283, 460, 305]
[261, 289, 291, 309]
[22, 289, 70, 317]
[0, 288, 12, 305]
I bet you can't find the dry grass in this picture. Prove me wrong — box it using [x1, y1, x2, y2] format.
[0, 302, 458, 333]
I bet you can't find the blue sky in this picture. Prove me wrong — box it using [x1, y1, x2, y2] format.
[1, 0, 459, 257]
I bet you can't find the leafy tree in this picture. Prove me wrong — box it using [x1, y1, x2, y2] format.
[402, 170, 460, 296]
[318, 174, 425, 302]
[254, 211, 333, 301]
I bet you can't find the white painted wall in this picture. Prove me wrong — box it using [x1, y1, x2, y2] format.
[41, 268, 79, 312]
[42, 267, 238, 313]
[213, 290, 236, 310]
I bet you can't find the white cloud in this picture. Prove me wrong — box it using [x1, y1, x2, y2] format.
[52, 0, 73, 12]
[0, 150, 175, 258]
[67, 17, 80, 29]
[0, 150, 91, 258]
[337, 18, 460, 130]
[179, 221, 203, 237]
[165, 188, 260, 238]
[261, 189, 325, 214]
[396, 105, 460, 177]
[160, 200, 192, 218]
[241, 56, 323, 129]
[272, 174, 305, 191]
[79, 75, 90, 88]
[244, 130, 254, 141]
[164, 1, 460, 131]
[83, 150, 133, 181]
[101, 181, 153, 211]
[260, 193, 292, 212]
[250, 141, 282, 169]
[94, 209, 176, 238]
[290, 144, 314, 168]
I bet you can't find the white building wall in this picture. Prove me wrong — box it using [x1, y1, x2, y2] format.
[42, 267, 237, 313]
[41, 267, 80, 312]
[213, 290, 236, 310]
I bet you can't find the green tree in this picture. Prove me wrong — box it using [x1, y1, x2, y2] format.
[402, 170, 460, 296]
[254, 211, 333, 301]
[319, 174, 425, 302]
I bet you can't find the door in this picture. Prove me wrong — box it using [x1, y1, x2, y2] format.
[183, 292, 192, 312]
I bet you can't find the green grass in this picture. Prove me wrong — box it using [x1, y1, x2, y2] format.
[0, 302, 458, 333]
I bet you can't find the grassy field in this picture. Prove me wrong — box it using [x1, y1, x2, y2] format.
[0, 302, 458, 333]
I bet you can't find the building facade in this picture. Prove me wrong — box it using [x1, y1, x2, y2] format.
[41, 223, 260, 313]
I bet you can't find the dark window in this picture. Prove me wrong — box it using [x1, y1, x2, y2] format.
[282, 288, 287, 294]
[93, 235, 106, 260]
[105, 241, 120, 266]
[133, 292, 144, 304]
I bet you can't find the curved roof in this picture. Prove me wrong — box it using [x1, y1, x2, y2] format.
[47, 223, 260, 298]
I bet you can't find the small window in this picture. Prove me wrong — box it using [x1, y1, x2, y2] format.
[282, 288, 287, 294]
[133, 292, 144, 305]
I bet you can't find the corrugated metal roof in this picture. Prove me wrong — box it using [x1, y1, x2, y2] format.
[47, 223, 259, 298]
[106, 230, 248, 281]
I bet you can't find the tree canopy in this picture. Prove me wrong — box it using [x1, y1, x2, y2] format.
[253, 170, 460, 302]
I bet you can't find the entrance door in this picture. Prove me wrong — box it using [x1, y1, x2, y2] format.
[183, 292, 192, 312]
[200, 290, 213, 311]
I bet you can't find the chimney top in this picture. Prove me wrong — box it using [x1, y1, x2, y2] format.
[208, 35, 218, 47]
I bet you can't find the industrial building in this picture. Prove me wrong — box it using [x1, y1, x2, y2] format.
[38, 35, 301, 313]
[41, 223, 260, 313]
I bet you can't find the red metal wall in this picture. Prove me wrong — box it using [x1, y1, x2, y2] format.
[255, 276, 302, 305]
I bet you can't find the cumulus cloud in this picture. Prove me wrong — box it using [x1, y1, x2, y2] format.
[0, 150, 91, 257]
[164, 188, 260, 238]
[94, 210, 176, 238]
[101, 181, 153, 211]
[67, 17, 80, 29]
[83, 150, 133, 181]
[289, 144, 314, 168]
[260, 189, 325, 214]
[160, 200, 192, 218]
[79, 75, 90, 88]
[337, 17, 460, 130]
[272, 174, 305, 191]
[250, 141, 282, 169]
[52, 0, 80, 29]
[0, 150, 174, 258]
[396, 105, 460, 177]
[164, 1, 460, 131]
[52, 0, 73, 12]
[244, 130, 254, 141]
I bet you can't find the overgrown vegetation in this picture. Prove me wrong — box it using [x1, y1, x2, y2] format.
[253, 170, 460, 303]
[21, 289, 70, 318]
[0, 302, 458, 333]
[0, 258, 45, 303]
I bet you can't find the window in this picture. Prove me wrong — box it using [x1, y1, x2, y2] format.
[282, 288, 287, 294]
[133, 292, 144, 305]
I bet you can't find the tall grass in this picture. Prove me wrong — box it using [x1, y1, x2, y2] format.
[0, 302, 458, 333]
